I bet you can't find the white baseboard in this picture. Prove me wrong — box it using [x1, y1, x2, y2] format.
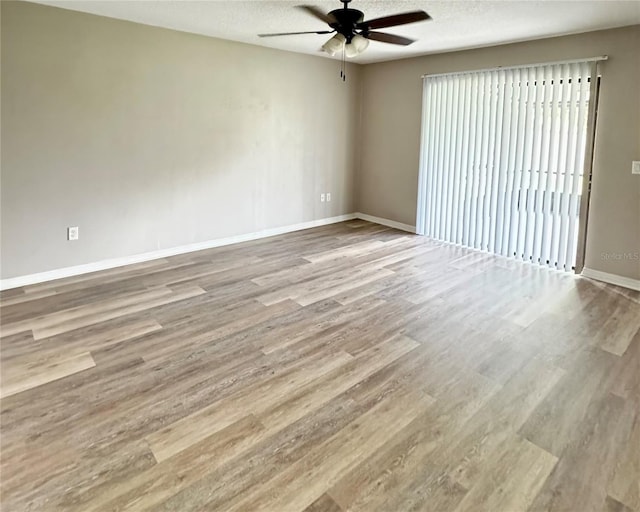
[354, 212, 416, 234]
[0, 214, 356, 290]
[14, 213, 631, 293]
[581, 267, 640, 291]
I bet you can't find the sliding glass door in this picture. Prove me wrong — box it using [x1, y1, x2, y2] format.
[416, 60, 601, 272]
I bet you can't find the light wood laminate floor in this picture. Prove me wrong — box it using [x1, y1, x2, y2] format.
[1, 220, 639, 512]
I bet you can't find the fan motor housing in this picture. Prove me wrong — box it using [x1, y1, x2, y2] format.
[329, 8, 365, 41]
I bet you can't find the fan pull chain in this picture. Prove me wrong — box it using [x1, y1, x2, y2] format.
[340, 45, 346, 82]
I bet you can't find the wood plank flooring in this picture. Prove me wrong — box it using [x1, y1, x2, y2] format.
[1, 220, 639, 511]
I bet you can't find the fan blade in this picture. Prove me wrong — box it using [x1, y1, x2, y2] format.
[258, 30, 333, 37]
[366, 31, 416, 46]
[297, 5, 337, 25]
[358, 10, 431, 30]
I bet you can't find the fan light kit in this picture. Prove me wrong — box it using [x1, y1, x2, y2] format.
[323, 33, 369, 57]
[259, 0, 432, 80]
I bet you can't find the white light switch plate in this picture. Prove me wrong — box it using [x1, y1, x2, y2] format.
[320, 193, 325, 202]
[326, 193, 331, 202]
[67, 226, 79, 240]
[632, 161, 640, 175]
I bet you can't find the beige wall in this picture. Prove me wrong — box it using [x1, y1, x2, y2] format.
[2, 2, 638, 282]
[358, 25, 640, 280]
[0, 1, 361, 279]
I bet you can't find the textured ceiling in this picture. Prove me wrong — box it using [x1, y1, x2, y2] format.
[30, 0, 640, 63]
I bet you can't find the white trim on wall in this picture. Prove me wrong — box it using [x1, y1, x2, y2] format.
[0, 212, 419, 290]
[5, 213, 638, 293]
[581, 267, 640, 291]
[0, 214, 356, 290]
[354, 212, 416, 234]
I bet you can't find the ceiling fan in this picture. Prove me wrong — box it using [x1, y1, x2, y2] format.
[258, 0, 432, 58]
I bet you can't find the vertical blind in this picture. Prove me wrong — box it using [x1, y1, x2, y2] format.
[416, 61, 595, 271]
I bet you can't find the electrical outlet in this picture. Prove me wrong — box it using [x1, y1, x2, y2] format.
[326, 192, 331, 202]
[632, 161, 640, 175]
[67, 226, 79, 241]
[320, 193, 325, 202]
